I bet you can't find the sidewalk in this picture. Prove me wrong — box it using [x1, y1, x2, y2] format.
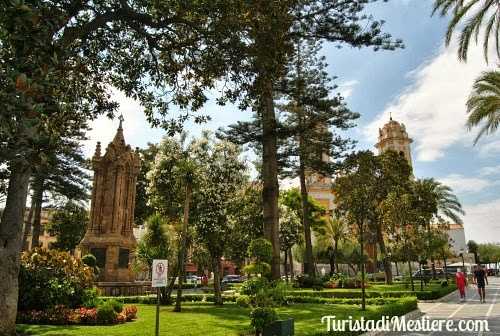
[382, 276, 500, 335]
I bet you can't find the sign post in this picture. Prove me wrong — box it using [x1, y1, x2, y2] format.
[152, 259, 168, 336]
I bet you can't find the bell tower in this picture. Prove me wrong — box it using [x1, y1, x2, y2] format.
[81, 117, 141, 283]
[375, 116, 414, 176]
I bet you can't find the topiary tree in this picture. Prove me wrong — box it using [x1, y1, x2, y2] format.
[18, 247, 95, 311]
[81, 254, 100, 278]
[250, 307, 279, 336]
[244, 238, 273, 277]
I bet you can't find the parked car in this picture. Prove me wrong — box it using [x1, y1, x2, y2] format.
[186, 275, 198, 283]
[393, 275, 403, 281]
[412, 268, 446, 279]
[488, 268, 498, 276]
[222, 275, 242, 284]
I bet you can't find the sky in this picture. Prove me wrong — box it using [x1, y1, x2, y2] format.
[82, 1, 500, 246]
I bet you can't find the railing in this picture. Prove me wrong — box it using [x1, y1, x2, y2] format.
[97, 284, 154, 297]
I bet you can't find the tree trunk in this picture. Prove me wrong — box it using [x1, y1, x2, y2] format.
[212, 256, 223, 305]
[377, 226, 393, 284]
[260, 72, 280, 280]
[31, 179, 45, 249]
[0, 161, 32, 336]
[284, 249, 288, 284]
[288, 248, 294, 279]
[359, 224, 366, 311]
[174, 184, 191, 312]
[427, 225, 437, 280]
[21, 199, 35, 251]
[299, 159, 315, 276]
[334, 239, 339, 272]
[406, 239, 415, 291]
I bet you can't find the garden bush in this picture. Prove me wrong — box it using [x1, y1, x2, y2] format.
[250, 307, 278, 335]
[18, 247, 95, 311]
[237, 295, 250, 308]
[96, 303, 118, 325]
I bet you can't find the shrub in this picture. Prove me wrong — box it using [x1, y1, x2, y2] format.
[250, 307, 278, 334]
[82, 287, 103, 308]
[106, 299, 123, 313]
[236, 295, 250, 308]
[247, 238, 273, 263]
[124, 306, 138, 321]
[18, 247, 94, 311]
[96, 303, 117, 325]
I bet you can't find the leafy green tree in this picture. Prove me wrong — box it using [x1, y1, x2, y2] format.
[226, 182, 263, 267]
[477, 242, 500, 265]
[189, 132, 248, 305]
[279, 187, 327, 274]
[279, 204, 303, 282]
[276, 38, 359, 276]
[0, 2, 234, 332]
[371, 150, 413, 284]
[134, 143, 160, 226]
[465, 70, 500, 144]
[467, 239, 480, 263]
[380, 186, 425, 291]
[148, 131, 248, 307]
[48, 201, 88, 252]
[218, 0, 403, 279]
[331, 150, 380, 310]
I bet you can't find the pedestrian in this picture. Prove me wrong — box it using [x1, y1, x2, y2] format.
[202, 275, 208, 288]
[455, 268, 466, 302]
[473, 264, 489, 302]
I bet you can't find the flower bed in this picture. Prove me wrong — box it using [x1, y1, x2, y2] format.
[16, 305, 138, 326]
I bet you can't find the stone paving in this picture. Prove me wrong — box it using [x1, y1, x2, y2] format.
[382, 275, 500, 336]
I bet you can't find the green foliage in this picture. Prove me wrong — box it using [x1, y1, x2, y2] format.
[18, 247, 94, 311]
[243, 262, 271, 276]
[106, 300, 124, 314]
[236, 295, 250, 309]
[81, 254, 100, 277]
[48, 202, 89, 252]
[241, 277, 270, 297]
[96, 303, 118, 325]
[82, 287, 103, 309]
[250, 307, 278, 333]
[247, 238, 273, 263]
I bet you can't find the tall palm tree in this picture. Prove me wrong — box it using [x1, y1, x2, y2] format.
[173, 160, 197, 312]
[466, 69, 500, 144]
[432, 0, 500, 63]
[325, 215, 350, 272]
[417, 178, 465, 278]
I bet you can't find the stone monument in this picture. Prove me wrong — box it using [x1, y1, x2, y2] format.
[81, 117, 141, 283]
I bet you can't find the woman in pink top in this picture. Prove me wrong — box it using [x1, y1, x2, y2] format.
[456, 268, 467, 302]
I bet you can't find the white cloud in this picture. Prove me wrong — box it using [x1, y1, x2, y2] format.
[338, 80, 359, 99]
[437, 174, 490, 193]
[82, 90, 164, 158]
[463, 199, 500, 244]
[477, 139, 500, 157]
[362, 40, 497, 162]
[478, 164, 500, 177]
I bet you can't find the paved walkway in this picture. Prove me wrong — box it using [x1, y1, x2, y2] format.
[382, 276, 500, 336]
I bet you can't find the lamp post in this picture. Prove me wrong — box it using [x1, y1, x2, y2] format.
[460, 247, 465, 273]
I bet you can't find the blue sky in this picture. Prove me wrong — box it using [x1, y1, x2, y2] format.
[83, 1, 500, 245]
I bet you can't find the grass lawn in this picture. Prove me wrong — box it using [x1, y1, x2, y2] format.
[17, 302, 381, 336]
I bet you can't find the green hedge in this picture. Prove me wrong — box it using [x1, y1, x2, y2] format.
[105, 294, 238, 305]
[289, 284, 456, 301]
[312, 297, 418, 336]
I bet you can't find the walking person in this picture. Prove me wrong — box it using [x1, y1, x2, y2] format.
[473, 264, 489, 302]
[456, 268, 467, 302]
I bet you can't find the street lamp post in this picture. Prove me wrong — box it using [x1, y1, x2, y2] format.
[460, 247, 466, 273]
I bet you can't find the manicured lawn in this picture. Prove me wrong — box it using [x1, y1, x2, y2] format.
[17, 302, 380, 336]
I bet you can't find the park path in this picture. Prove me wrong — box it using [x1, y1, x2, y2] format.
[381, 275, 500, 336]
